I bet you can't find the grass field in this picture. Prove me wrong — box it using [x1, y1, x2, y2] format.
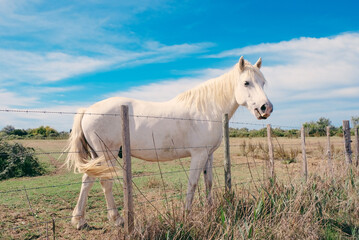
[0, 136, 355, 239]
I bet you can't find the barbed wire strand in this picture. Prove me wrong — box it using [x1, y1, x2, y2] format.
[0, 108, 304, 129]
[2, 157, 271, 233]
[3, 178, 265, 233]
[95, 133, 174, 227]
[0, 109, 222, 123]
[0, 162, 258, 194]
[0, 140, 321, 159]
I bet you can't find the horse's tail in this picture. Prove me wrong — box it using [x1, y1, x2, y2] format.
[64, 108, 118, 178]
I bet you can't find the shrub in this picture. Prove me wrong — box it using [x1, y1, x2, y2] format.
[0, 140, 45, 180]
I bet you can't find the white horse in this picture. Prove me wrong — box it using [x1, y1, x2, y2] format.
[65, 56, 273, 229]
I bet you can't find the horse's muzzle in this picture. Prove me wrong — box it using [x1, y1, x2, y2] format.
[255, 102, 273, 120]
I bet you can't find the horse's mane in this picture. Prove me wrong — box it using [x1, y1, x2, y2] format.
[174, 61, 262, 116]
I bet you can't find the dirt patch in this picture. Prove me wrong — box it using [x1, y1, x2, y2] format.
[38, 148, 66, 174]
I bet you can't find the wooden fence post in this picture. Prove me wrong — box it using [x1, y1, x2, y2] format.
[46, 221, 49, 240]
[267, 124, 275, 180]
[355, 127, 358, 167]
[121, 105, 134, 234]
[343, 120, 352, 165]
[327, 126, 333, 176]
[223, 113, 231, 192]
[301, 126, 308, 182]
[52, 218, 55, 240]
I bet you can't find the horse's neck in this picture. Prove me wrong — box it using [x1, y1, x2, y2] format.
[215, 77, 239, 119]
[173, 68, 240, 120]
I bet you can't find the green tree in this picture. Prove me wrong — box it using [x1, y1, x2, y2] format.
[317, 117, 332, 129]
[303, 117, 334, 137]
[29, 126, 59, 137]
[351, 116, 359, 128]
[12, 129, 28, 136]
[1, 125, 15, 135]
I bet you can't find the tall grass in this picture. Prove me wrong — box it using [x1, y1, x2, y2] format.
[238, 140, 299, 164]
[117, 164, 359, 239]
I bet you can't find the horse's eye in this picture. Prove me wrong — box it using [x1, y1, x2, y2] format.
[244, 81, 250, 86]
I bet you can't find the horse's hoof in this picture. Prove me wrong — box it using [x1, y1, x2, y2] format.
[77, 222, 89, 230]
[114, 216, 124, 227]
[207, 197, 213, 206]
[72, 216, 88, 230]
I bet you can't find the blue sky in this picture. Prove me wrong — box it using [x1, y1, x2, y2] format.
[0, 0, 359, 130]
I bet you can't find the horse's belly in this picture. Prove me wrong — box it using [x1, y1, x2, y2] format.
[131, 148, 191, 162]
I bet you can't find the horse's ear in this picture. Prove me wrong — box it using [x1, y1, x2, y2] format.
[239, 56, 245, 71]
[255, 57, 262, 69]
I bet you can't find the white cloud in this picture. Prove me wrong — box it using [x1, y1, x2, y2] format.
[0, 103, 92, 131]
[0, 90, 38, 108]
[206, 33, 359, 103]
[2, 31, 359, 129]
[0, 0, 216, 130]
[26, 86, 82, 94]
[0, 41, 212, 84]
[107, 67, 228, 101]
[0, 0, 168, 46]
[108, 33, 359, 127]
[0, 0, 213, 84]
[208, 33, 359, 60]
[288, 86, 359, 101]
[0, 50, 111, 83]
[109, 78, 202, 102]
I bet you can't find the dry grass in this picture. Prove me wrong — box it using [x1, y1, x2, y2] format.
[1, 137, 357, 239]
[122, 164, 359, 239]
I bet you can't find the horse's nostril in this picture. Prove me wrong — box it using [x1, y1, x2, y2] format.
[260, 104, 266, 112]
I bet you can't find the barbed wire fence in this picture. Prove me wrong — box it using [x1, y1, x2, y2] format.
[0, 107, 357, 238]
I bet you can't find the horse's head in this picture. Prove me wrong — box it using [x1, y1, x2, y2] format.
[234, 56, 273, 120]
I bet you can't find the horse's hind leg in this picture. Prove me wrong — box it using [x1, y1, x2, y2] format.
[72, 173, 95, 229]
[100, 176, 124, 226]
[203, 154, 213, 205]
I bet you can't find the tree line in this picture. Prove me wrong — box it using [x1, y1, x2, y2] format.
[0, 125, 69, 139]
[230, 117, 359, 138]
[1, 116, 358, 140]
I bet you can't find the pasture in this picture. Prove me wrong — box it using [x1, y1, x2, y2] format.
[1, 136, 356, 239]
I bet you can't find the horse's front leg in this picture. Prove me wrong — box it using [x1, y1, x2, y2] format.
[72, 173, 95, 229]
[185, 151, 208, 211]
[203, 154, 213, 206]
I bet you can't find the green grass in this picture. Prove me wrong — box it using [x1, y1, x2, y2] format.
[132, 168, 359, 239]
[0, 137, 354, 239]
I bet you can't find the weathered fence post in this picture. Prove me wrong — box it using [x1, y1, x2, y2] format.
[343, 120, 352, 165]
[301, 126, 308, 182]
[266, 124, 275, 180]
[223, 113, 231, 192]
[52, 218, 55, 240]
[327, 126, 333, 176]
[355, 127, 359, 167]
[46, 221, 49, 240]
[121, 105, 134, 234]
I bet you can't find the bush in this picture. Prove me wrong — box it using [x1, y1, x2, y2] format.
[229, 128, 250, 137]
[0, 140, 45, 180]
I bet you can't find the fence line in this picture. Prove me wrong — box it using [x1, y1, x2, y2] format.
[3, 178, 266, 233]
[0, 148, 352, 236]
[0, 142, 330, 161]
[0, 161, 263, 195]
[1, 107, 357, 238]
[0, 108, 222, 123]
[0, 108, 302, 128]
[0, 139, 348, 195]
